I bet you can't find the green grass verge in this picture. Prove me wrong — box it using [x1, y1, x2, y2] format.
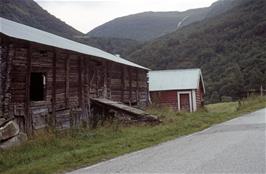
[1, 96, 265, 174]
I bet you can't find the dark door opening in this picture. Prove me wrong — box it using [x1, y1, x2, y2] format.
[30, 73, 46, 101]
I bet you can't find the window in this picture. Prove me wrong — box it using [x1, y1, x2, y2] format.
[30, 73, 46, 101]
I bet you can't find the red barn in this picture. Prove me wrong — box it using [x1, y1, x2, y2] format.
[149, 69, 205, 112]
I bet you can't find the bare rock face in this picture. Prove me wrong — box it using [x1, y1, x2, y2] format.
[0, 121, 19, 141]
[0, 132, 27, 149]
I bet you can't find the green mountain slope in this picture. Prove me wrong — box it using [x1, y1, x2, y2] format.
[87, 8, 209, 42]
[86, 0, 240, 42]
[80, 37, 142, 57]
[128, 0, 266, 102]
[0, 0, 82, 39]
[84, 0, 239, 55]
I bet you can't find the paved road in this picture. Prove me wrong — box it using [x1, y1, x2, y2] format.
[67, 108, 266, 174]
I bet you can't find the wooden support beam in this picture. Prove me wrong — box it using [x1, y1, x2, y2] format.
[84, 59, 88, 104]
[128, 68, 132, 105]
[121, 66, 125, 102]
[103, 61, 108, 98]
[145, 71, 149, 106]
[0, 36, 9, 118]
[78, 56, 83, 107]
[96, 63, 100, 97]
[79, 56, 89, 123]
[106, 61, 110, 99]
[0, 36, 4, 116]
[25, 43, 33, 135]
[84, 58, 90, 125]
[136, 69, 139, 104]
[51, 48, 57, 127]
[65, 54, 70, 108]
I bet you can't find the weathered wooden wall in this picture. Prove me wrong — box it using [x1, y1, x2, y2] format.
[0, 34, 149, 134]
[0, 35, 13, 120]
[150, 90, 178, 110]
[196, 80, 204, 108]
[0, 36, 4, 118]
[150, 88, 204, 111]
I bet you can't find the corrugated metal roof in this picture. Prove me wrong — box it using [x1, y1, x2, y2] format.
[0, 17, 148, 70]
[148, 69, 205, 92]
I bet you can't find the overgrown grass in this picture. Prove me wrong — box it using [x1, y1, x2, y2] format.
[0, 96, 265, 174]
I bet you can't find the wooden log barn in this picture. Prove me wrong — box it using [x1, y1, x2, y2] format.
[149, 69, 205, 112]
[0, 17, 150, 135]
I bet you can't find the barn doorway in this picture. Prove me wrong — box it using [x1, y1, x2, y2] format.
[30, 73, 46, 101]
[177, 91, 192, 112]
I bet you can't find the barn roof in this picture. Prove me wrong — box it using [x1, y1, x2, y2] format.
[0, 17, 148, 70]
[148, 69, 205, 93]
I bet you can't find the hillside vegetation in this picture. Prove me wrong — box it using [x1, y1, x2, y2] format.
[80, 37, 142, 58]
[87, 0, 240, 42]
[83, 0, 244, 59]
[0, 0, 82, 40]
[128, 0, 266, 102]
[88, 9, 208, 42]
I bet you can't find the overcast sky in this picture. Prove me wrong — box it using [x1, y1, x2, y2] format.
[35, 0, 217, 33]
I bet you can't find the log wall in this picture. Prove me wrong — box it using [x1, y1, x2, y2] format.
[150, 90, 178, 109]
[0, 35, 149, 134]
[196, 80, 204, 108]
[0, 35, 13, 120]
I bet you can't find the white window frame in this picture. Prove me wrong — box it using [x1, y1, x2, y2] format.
[177, 91, 193, 112]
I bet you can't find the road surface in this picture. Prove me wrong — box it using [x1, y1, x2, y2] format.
[67, 108, 266, 174]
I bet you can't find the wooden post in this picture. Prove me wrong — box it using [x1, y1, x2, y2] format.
[0, 37, 3, 117]
[84, 58, 90, 125]
[51, 48, 57, 127]
[106, 61, 110, 99]
[2, 38, 15, 120]
[146, 71, 149, 106]
[96, 63, 99, 97]
[79, 56, 89, 124]
[87, 60, 92, 123]
[121, 66, 125, 102]
[65, 54, 70, 108]
[84, 59, 88, 104]
[25, 43, 33, 135]
[260, 85, 263, 97]
[78, 56, 83, 107]
[0, 37, 8, 118]
[103, 61, 108, 98]
[128, 68, 132, 105]
[136, 69, 139, 104]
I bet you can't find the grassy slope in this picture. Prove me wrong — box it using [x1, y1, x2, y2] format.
[0, 97, 265, 174]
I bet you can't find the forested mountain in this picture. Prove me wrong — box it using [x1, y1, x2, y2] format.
[128, 0, 266, 102]
[87, 8, 209, 42]
[84, 0, 242, 56]
[0, 0, 82, 40]
[80, 37, 142, 57]
[87, 0, 241, 42]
